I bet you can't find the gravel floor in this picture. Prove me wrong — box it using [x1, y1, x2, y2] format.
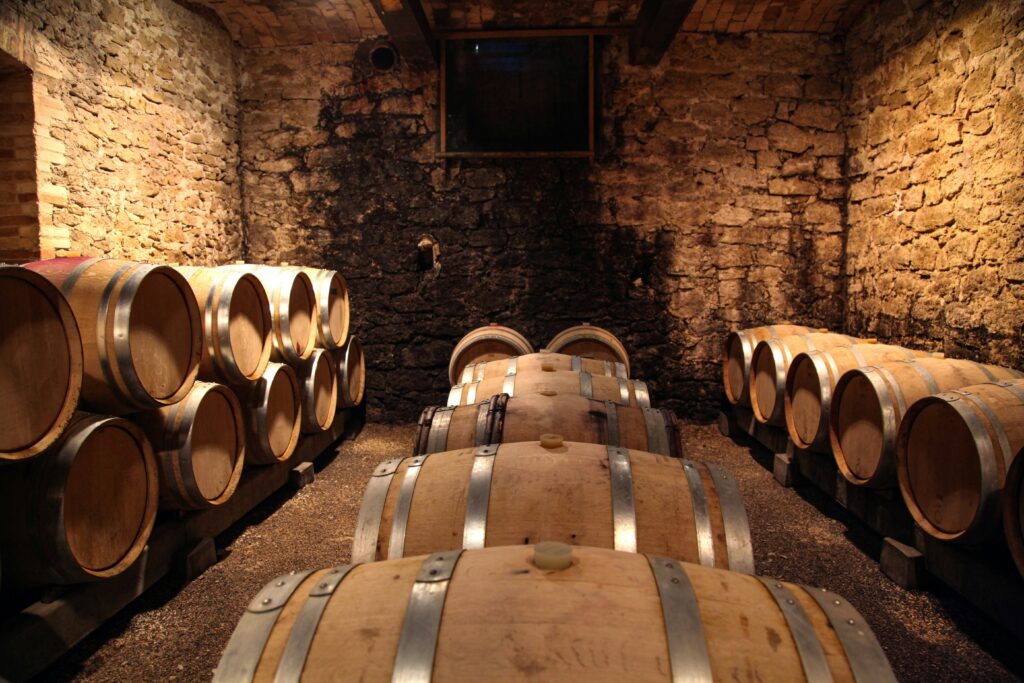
[46, 422, 1022, 682]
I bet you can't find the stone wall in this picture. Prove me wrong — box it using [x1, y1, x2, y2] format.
[241, 32, 846, 421]
[0, 0, 242, 263]
[844, 0, 1024, 369]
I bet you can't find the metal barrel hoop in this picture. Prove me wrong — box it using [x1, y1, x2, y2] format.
[389, 455, 430, 560]
[351, 457, 403, 562]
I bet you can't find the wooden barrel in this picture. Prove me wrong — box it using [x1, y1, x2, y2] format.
[134, 382, 245, 509]
[897, 379, 1024, 543]
[448, 324, 533, 385]
[176, 266, 272, 385]
[0, 266, 83, 461]
[25, 257, 202, 414]
[831, 358, 1022, 488]
[1003, 446, 1024, 577]
[333, 336, 365, 407]
[722, 324, 821, 406]
[301, 267, 349, 350]
[352, 439, 753, 572]
[784, 343, 936, 451]
[224, 264, 317, 364]
[237, 362, 301, 465]
[297, 349, 338, 434]
[416, 393, 683, 457]
[546, 324, 630, 376]
[447, 368, 652, 408]
[749, 332, 864, 426]
[0, 414, 158, 584]
[457, 349, 631, 385]
[214, 545, 895, 683]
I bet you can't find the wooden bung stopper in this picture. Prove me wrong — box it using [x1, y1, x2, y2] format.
[539, 434, 564, 449]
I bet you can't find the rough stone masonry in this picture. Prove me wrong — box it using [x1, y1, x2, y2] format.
[844, 0, 1024, 371]
[240, 32, 848, 421]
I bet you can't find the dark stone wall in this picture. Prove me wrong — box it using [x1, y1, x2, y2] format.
[240, 32, 847, 422]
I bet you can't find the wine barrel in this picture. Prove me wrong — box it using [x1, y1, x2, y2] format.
[1003, 446, 1024, 577]
[458, 349, 631, 385]
[831, 358, 1022, 488]
[546, 324, 630, 376]
[214, 544, 895, 683]
[352, 438, 753, 572]
[333, 336, 365, 407]
[447, 368, 652, 408]
[134, 382, 245, 509]
[297, 349, 338, 433]
[237, 362, 301, 465]
[722, 324, 822, 406]
[749, 332, 865, 426]
[0, 414, 158, 584]
[416, 393, 683, 457]
[448, 324, 533, 385]
[300, 267, 349, 350]
[784, 343, 936, 451]
[0, 266, 83, 461]
[176, 266, 272, 385]
[897, 379, 1024, 543]
[25, 257, 202, 414]
[224, 264, 317, 364]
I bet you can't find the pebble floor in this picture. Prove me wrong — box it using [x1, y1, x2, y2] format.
[47, 422, 1023, 682]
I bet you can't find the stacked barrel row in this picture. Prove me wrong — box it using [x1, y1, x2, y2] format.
[213, 323, 897, 682]
[724, 323, 1024, 577]
[0, 259, 364, 586]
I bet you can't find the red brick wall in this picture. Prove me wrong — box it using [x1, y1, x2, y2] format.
[0, 65, 37, 263]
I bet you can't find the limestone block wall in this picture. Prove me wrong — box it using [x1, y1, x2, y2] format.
[0, 0, 242, 263]
[240, 32, 846, 421]
[844, 0, 1024, 369]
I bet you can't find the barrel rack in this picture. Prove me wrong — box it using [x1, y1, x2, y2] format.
[0, 405, 364, 682]
[719, 404, 1024, 642]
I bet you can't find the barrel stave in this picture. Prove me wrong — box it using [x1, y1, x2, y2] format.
[215, 546, 893, 683]
[448, 324, 533, 385]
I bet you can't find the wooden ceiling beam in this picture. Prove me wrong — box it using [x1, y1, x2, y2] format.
[370, 0, 437, 69]
[629, 0, 697, 65]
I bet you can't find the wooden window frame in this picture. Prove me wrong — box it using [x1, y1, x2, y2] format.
[438, 29, 598, 159]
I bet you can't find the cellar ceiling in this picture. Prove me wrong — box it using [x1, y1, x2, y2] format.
[184, 0, 865, 48]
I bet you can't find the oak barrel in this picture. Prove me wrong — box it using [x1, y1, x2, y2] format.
[897, 378, 1024, 543]
[224, 264, 317, 364]
[300, 267, 349, 350]
[296, 349, 338, 434]
[1003, 446, 1024, 577]
[0, 266, 83, 461]
[416, 393, 683, 457]
[176, 266, 272, 385]
[0, 413, 158, 584]
[214, 545, 895, 683]
[352, 439, 753, 572]
[237, 362, 301, 465]
[749, 332, 864, 426]
[784, 343, 936, 451]
[333, 336, 365, 407]
[447, 368, 652, 408]
[448, 324, 533, 385]
[723, 324, 821, 406]
[25, 257, 202, 414]
[457, 349, 631, 385]
[546, 324, 630, 376]
[134, 382, 245, 509]
[831, 358, 1022, 488]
